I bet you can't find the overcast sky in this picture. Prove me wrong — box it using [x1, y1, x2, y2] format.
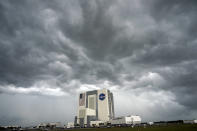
[0, 0, 197, 127]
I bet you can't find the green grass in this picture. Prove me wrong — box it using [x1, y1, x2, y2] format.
[33, 124, 197, 131]
[67, 124, 197, 131]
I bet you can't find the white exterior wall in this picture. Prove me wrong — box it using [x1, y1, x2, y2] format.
[90, 121, 104, 127]
[110, 117, 132, 125]
[67, 122, 74, 128]
[148, 122, 154, 125]
[130, 115, 141, 124]
[110, 117, 125, 125]
[125, 117, 132, 124]
[77, 92, 86, 124]
[110, 115, 141, 125]
[86, 108, 96, 116]
[194, 120, 197, 123]
[184, 120, 195, 124]
[78, 108, 96, 124]
[88, 94, 96, 110]
[98, 89, 110, 122]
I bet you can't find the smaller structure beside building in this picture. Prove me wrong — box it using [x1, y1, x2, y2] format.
[37, 122, 61, 129]
[0, 125, 21, 130]
[90, 121, 104, 127]
[148, 122, 154, 125]
[67, 122, 74, 128]
[194, 120, 197, 124]
[109, 115, 141, 126]
[184, 120, 197, 124]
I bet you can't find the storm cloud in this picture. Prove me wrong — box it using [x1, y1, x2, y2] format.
[0, 0, 197, 126]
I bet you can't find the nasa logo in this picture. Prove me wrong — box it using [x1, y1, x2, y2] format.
[99, 93, 105, 100]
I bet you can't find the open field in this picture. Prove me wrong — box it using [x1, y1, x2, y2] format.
[37, 124, 197, 131]
[70, 124, 197, 131]
[2, 124, 197, 131]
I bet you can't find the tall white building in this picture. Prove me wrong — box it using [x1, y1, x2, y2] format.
[75, 89, 115, 127]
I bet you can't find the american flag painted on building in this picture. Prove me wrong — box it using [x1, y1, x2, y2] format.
[79, 93, 85, 106]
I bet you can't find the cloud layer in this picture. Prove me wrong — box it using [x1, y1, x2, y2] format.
[0, 0, 197, 126]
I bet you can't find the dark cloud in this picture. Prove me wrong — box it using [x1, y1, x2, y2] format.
[148, 0, 197, 21]
[0, 0, 197, 126]
[59, 0, 121, 61]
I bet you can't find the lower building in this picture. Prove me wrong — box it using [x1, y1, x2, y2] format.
[183, 120, 197, 124]
[66, 122, 74, 128]
[109, 115, 141, 125]
[90, 121, 104, 127]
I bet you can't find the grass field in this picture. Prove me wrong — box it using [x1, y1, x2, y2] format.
[65, 124, 197, 131]
[25, 124, 197, 131]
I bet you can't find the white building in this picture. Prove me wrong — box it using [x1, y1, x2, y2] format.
[110, 115, 141, 125]
[194, 120, 197, 124]
[148, 122, 154, 125]
[67, 122, 74, 128]
[75, 89, 115, 127]
[131, 115, 142, 124]
[183, 120, 197, 124]
[90, 121, 104, 127]
[37, 122, 61, 129]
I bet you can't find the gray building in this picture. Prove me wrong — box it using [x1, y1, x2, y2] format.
[75, 89, 114, 127]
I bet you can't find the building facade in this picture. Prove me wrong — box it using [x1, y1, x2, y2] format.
[109, 115, 141, 125]
[75, 89, 115, 127]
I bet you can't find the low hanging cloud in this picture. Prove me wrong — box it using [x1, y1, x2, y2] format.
[0, 0, 197, 126]
[0, 84, 67, 97]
